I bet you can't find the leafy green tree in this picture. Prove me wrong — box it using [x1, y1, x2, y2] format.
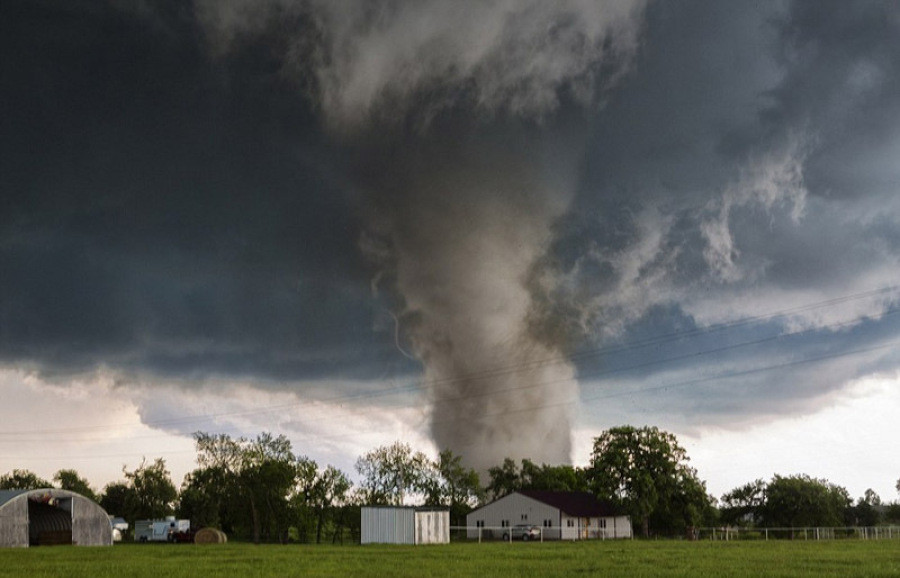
[762, 474, 850, 528]
[309, 465, 352, 544]
[289, 456, 320, 543]
[850, 489, 882, 527]
[885, 502, 900, 524]
[0, 469, 52, 490]
[123, 458, 178, 521]
[178, 468, 226, 529]
[486, 458, 521, 499]
[720, 479, 766, 526]
[240, 433, 297, 543]
[187, 432, 244, 534]
[53, 469, 98, 502]
[486, 458, 587, 500]
[188, 431, 298, 543]
[588, 425, 712, 537]
[520, 460, 588, 493]
[355, 441, 431, 505]
[423, 450, 484, 525]
[99, 481, 131, 518]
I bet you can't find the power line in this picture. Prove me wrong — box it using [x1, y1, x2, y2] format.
[1, 286, 898, 460]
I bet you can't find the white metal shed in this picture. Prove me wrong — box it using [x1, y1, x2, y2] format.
[361, 506, 449, 545]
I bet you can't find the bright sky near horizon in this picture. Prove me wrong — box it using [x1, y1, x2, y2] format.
[2, 1, 899, 503]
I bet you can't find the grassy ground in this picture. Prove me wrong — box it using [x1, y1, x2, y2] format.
[1, 539, 899, 577]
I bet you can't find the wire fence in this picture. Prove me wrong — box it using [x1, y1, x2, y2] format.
[448, 526, 632, 542]
[446, 526, 900, 543]
[696, 526, 900, 541]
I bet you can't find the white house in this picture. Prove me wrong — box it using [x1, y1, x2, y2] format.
[466, 491, 632, 540]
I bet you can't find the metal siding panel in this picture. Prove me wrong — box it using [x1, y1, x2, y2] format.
[361, 507, 415, 544]
[414, 510, 449, 544]
[0, 498, 28, 548]
[71, 496, 113, 547]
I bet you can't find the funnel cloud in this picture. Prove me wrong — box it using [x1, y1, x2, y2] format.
[256, 0, 649, 469]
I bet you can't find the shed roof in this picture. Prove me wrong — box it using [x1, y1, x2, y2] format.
[516, 491, 617, 517]
[0, 489, 30, 508]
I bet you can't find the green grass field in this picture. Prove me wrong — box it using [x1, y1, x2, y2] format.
[1, 540, 898, 577]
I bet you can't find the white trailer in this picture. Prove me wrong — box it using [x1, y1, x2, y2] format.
[134, 517, 190, 542]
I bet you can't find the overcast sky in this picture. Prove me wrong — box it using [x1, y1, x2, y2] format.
[2, 0, 899, 502]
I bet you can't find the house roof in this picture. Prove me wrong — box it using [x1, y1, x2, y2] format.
[517, 491, 617, 517]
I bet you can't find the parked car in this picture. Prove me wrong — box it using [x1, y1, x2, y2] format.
[503, 524, 541, 541]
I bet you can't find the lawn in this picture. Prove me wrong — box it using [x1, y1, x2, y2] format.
[1, 539, 898, 577]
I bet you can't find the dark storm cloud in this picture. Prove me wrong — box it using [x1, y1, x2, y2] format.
[0, 1, 407, 380]
[533, 0, 900, 422]
[2, 0, 899, 446]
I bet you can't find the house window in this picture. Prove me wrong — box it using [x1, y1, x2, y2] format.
[599, 519, 607, 529]
[543, 519, 552, 527]
[521, 514, 528, 521]
[476, 520, 484, 528]
[501, 520, 509, 528]
[566, 519, 575, 527]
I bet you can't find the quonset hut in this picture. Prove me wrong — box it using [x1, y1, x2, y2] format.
[0, 488, 113, 547]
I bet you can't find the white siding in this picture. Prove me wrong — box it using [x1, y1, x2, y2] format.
[560, 514, 579, 540]
[466, 493, 562, 540]
[361, 507, 415, 544]
[467, 493, 633, 541]
[414, 510, 449, 544]
[561, 515, 633, 540]
[361, 507, 450, 545]
[605, 516, 633, 539]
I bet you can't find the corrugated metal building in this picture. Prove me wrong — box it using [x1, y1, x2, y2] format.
[0, 488, 113, 548]
[466, 491, 632, 540]
[361, 506, 449, 545]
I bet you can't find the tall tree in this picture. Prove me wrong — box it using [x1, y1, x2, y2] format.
[123, 458, 178, 521]
[762, 474, 850, 528]
[355, 441, 431, 505]
[53, 469, 98, 502]
[187, 432, 244, 534]
[289, 456, 320, 543]
[240, 432, 297, 544]
[189, 431, 298, 543]
[178, 468, 227, 530]
[520, 460, 588, 493]
[99, 481, 132, 519]
[588, 425, 712, 537]
[720, 479, 766, 526]
[486, 458, 521, 499]
[0, 469, 52, 490]
[309, 465, 352, 544]
[423, 450, 484, 525]
[850, 489, 882, 527]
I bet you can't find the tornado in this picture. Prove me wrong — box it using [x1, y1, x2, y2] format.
[197, 0, 647, 470]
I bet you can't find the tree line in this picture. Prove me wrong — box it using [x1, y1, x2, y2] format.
[2, 425, 899, 542]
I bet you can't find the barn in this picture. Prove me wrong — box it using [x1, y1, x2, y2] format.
[466, 490, 633, 540]
[360, 506, 449, 545]
[0, 488, 113, 548]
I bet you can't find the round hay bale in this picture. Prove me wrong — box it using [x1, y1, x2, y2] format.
[194, 527, 227, 544]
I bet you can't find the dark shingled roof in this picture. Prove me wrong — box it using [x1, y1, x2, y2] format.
[517, 491, 617, 517]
